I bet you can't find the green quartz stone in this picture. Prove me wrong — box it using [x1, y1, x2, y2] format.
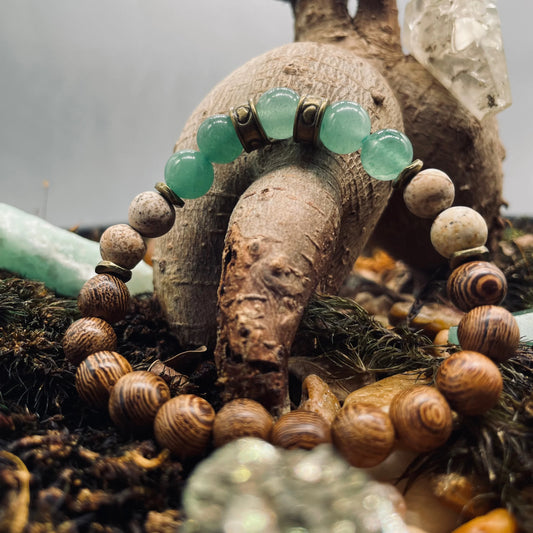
[255, 87, 299, 140]
[360, 129, 413, 181]
[319, 101, 371, 155]
[164, 149, 214, 199]
[197, 114, 243, 164]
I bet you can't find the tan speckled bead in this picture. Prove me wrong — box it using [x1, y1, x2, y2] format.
[78, 274, 130, 324]
[75, 351, 132, 409]
[403, 168, 455, 219]
[100, 224, 146, 270]
[128, 191, 175, 238]
[62, 317, 117, 365]
[430, 206, 488, 258]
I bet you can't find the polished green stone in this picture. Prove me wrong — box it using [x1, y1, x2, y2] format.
[164, 149, 214, 199]
[319, 101, 371, 154]
[256, 87, 299, 140]
[197, 114, 242, 164]
[360, 129, 413, 181]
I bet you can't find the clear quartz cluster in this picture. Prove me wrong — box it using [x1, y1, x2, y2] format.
[181, 438, 408, 533]
[403, 0, 512, 120]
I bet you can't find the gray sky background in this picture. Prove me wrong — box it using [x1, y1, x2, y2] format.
[1, 0, 530, 228]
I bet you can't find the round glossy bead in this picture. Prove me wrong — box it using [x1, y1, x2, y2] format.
[212, 398, 274, 447]
[128, 191, 175, 238]
[196, 114, 243, 164]
[154, 395, 215, 458]
[403, 168, 455, 218]
[319, 101, 371, 154]
[360, 129, 413, 181]
[436, 351, 503, 415]
[271, 410, 331, 450]
[108, 371, 171, 432]
[457, 305, 520, 362]
[62, 317, 117, 366]
[331, 402, 395, 468]
[255, 87, 299, 140]
[430, 206, 488, 258]
[75, 351, 132, 409]
[100, 224, 146, 270]
[447, 261, 507, 311]
[164, 149, 214, 199]
[78, 274, 130, 324]
[389, 386, 453, 453]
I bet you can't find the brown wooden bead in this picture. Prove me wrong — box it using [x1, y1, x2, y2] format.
[108, 371, 170, 432]
[128, 191, 175, 238]
[389, 386, 452, 453]
[457, 305, 520, 362]
[154, 394, 215, 458]
[78, 274, 130, 324]
[75, 351, 132, 409]
[271, 410, 331, 450]
[447, 261, 507, 312]
[63, 317, 117, 365]
[436, 350, 502, 415]
[331, 402, 395, 468]
[212, 398, 274, 447]
[100, 224, 146, 270]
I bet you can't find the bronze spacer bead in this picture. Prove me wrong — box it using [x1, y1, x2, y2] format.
[95, 260, 132, 282]
[230, 99, 270, 153]
[449, 246, 490, 270]
[293, 95, 329, 145]
[155, 182, 185, 208]
[392, 159, 424, 189]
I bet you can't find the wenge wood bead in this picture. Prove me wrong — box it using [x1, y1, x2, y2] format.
[436, 351, 503, 415]
[212, 398, 274, 448]
[457, 305, 520, 362]
[447, 261, 507, 312]
[63, 317, 117, 365]
[271, 410, 331, 450]
[331, 402, 395, 468]
[128, 191, 175, 238]
[78, 274, 130, 324]
[154, 394, 215, 458]
[100, 224, 146, 270]
[108, 371, 171, 432]
[75, 351, 132, 409]
[389, 386, 453, 453]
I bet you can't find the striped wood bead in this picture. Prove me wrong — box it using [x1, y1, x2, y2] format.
[447, 261, 507, 312]
[108, 371, 171, 432]
[75, 351, 132, 409]
[271, 410, 331, 450]
[154, 394, 215, 458]
[63, 317, 117, 365]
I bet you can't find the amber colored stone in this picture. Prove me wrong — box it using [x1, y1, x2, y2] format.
[451, 508, 517, 533]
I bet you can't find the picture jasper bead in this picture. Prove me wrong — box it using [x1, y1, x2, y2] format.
[331, 402, 395, 468]
[78, 273, 130, 324]
[108, 371, 171, 432]
[447, 261, 507, 311]
[63, 317, 117, 365]
[128, 191, 176, 238]
[100, 224, 146, 270]
[436, 351, 502, 415]
[389, 386, 453, 453]
[212, 398, 274, 448]
[75, 351, 132, 409]
[457, 305, 520, 362]
[154, 394, 215, 458]
[271, 410, 331, 450]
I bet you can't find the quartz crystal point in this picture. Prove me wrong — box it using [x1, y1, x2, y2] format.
[403, 0, 512, 120]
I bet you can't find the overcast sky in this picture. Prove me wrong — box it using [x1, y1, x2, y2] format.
[1, 0, 530, 228]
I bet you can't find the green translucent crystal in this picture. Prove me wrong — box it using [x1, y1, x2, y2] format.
[360, 129, 413, 181]
[319, 101, 371, 154]
[256, 87, 299, 140]
[197, 114, 243, 164]
[164, 149, 214, 199]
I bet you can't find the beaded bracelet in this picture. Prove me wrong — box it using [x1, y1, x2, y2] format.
[62, 86, 520, 465]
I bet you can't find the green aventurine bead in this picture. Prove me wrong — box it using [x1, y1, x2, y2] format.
[256, 87, 299, 140]
[164, 150, 214, 199]
[360, 129, 413, 181]
[197, 114, 243, 164]
[319, 101, 371, 155]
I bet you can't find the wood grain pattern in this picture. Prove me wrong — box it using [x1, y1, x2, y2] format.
[271, 410, 331, 450]
[63, 317, 117, 365]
